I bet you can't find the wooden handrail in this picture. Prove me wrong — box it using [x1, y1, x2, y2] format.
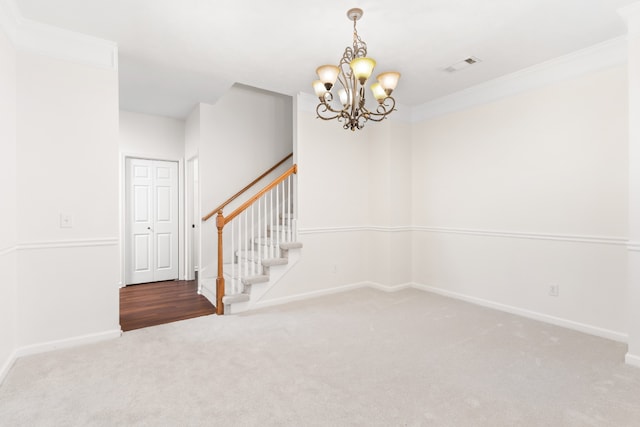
[202, 152, 293, 221]
[224, 164, 297, 226]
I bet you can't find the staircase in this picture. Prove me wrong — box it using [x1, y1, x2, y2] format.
[201, 155, 302, 314]
[221, 213, 303, 314]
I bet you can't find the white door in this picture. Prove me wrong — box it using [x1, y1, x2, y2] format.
[125, 158, 179, 285]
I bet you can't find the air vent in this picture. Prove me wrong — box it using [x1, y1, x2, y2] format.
[444, 56, 482, 73]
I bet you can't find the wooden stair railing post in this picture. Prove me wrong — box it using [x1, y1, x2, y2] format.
[216, 211, 225, 315]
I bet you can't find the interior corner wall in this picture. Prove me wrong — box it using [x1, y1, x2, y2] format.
[262, 109, 375, 300]
[198, 85, 293, 281]
[411, 65, 629, 339]
[0, 23, 18, 380]
[261, 104, 412, 302]
[185, 105, 201, 161]
[367, 119, 413, 287]
[15, 51, 120, 347]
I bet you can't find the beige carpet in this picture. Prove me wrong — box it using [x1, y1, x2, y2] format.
[1, 288, 640, 426]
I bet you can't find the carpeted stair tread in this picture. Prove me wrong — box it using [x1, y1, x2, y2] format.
[280, 242, 303, 250]
[262, 258, 288, 267]
[241, 274, 269, 285]
[222, 293, 250, 304]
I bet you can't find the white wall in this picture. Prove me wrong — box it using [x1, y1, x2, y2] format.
[621, 3, 640, 364]
[120, 110, 185, 160]
[185, 106, 200, 161]
[0, 20, 18, 382]
[198, 85, 293, 280]
[411, 65, 629, 340]
[15, 51, 120, 347]
[119, 110, 186, 282]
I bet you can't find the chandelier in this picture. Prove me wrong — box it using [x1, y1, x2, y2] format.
[312, 8, 400, 131]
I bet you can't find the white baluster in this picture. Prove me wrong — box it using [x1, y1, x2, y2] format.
[243, 210, 248, 277]
[269, 189, 274, 259]
[251, 204, 255, 275]
[276, 183, 280, 258]
[287, 176, 291, 243]
[257, 195, 261, 273]
[238, 213, 242, 282]
[265, 194, 269, 259]
[231, 219, 235, 289]
[293, 174, 297, 241]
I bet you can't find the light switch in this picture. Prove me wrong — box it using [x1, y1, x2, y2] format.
[60, 214, 73, 228]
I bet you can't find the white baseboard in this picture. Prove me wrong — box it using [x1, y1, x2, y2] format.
[368, 282, 413, 293]
[254, 281, 374, 310]
[0, 328, 121, 386]
[249, 281, 627, 344]
[625, 353, 640, 368]
[199, 280, 216, 306]
[0, 349, 18, 386]
[15, 329, 122, 359]
[411, 282, 628, 343]
[253, 281, 414, 310]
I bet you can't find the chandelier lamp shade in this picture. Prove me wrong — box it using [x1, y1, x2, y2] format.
[312, 8, 401, 131]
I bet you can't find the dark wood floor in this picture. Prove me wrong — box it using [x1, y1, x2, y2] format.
[120, 280, 216, 331]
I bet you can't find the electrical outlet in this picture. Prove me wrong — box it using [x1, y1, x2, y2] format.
[548, 284, 560, 297]
[60, 213, 73, 229]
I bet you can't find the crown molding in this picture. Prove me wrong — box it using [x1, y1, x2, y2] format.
[619, 2, 640, 36]
[619, 2, 640, 18]
[412, 36, 627, 123]
[0, 0, 117, 70]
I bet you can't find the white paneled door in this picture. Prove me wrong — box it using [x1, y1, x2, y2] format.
[125, 158, 179, 285]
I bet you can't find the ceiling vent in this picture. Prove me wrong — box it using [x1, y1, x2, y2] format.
[444, 56, 482, 73]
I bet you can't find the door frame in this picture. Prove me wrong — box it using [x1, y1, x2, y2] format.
[185, 156, 200, 281]
[119, 153, 185, 287]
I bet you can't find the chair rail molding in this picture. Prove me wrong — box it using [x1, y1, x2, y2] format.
[414, 226, 628, 246]
[0, 245, 17, 257]
[16, 238, 119, 251]
[298, 225, 626, 247]
[298, 225, 412, 235]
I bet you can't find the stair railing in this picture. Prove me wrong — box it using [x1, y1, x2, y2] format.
[202, 152, 292, 222]
[203, 164, 298, 314]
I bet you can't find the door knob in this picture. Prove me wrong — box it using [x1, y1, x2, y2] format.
[147, 227, 153, 231]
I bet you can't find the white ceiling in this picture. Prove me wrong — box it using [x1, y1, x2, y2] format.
[15, 0, 637, 118]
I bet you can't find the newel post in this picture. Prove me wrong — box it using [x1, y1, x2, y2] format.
[216, 211, 225, 315]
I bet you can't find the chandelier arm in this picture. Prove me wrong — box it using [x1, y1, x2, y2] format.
[359, 97, 397, 122]
[316, 102, 345, 121]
